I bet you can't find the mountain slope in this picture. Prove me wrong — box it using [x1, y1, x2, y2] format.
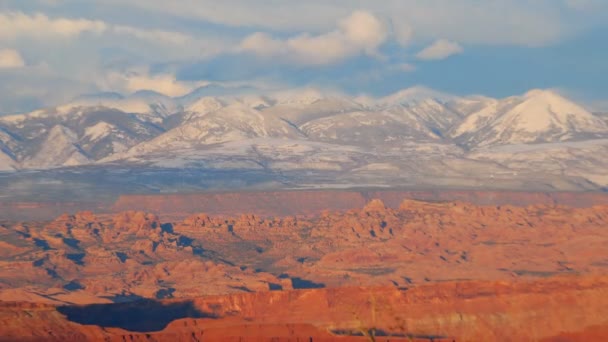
[116, 102, 306, 158]
[300, 108, 442, 146]
[378, 86, 456, 106]
[0, 106, 166, 168]
[0, 149, 16, 171]
[22, 125, 91, 169]
[452, 90, 608, 147]
[0, 86, 606, 192]
[389, 99, 463, 135]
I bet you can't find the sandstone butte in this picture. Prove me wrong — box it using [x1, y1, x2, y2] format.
[0, 196, 607, 341]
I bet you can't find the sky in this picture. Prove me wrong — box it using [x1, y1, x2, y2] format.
[0, 0, 607, 114]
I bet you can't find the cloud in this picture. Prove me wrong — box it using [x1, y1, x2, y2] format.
[0, 64, 95, 114]
[0, 11, 213, 46]
[0, 1, 605, 114]
[240, 11, 388, 65]
[101, 70, 208, 97]
[0, 11, 106, 41]
[92, 0, 571, 47]
[416, 39, 464, 60]
[0, 49, 26, 68]
[392, 21, 414, 47]
[112, 25, 195, 46]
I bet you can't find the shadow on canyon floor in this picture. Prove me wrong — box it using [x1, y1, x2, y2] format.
[58, 299, 216, 332]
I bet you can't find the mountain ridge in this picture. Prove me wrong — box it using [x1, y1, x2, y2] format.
[1, 87, 607, 191]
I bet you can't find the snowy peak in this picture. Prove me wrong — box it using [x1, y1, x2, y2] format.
[0, 86, 607, 171]
[379, 86, 456, 107]
[83, 121, 117, 142]
[185, 97, 225, 116]
[507, 90, 604, 133]
[452, 90, 608, 147]
[118, 102, 305, 157]
[270, 88, 327, 105]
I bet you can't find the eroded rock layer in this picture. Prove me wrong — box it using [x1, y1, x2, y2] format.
[1, 197, 607, 340]
[1, 276, 607, 341]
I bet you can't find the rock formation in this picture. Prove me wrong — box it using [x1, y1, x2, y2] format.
[1, 197, 607, 340]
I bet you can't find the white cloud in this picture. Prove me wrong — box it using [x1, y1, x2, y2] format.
[102, 70, 208, 97]
[338, 11, 388, 52]
[392, 21, 414, 47]
[0, 11, 213, 46]
[240, 11, 388, 65]
[0, 11, 106, 41]
[112, 25, 194, 46]
[0, 49, 26, 68]
[416, 39, 463, 60]
[96, 0, 570, 47]
[240, 33, 285, 58]
[0, 64, 95, 114]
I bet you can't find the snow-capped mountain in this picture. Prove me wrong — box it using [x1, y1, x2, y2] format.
[452, 90, 608, 147]
[300, 107, 442, 146]
[118, 102, 304, 158]
[0, 104, 165, 167]
[0, 86, 607, 190]
[377, 86, 456, 106]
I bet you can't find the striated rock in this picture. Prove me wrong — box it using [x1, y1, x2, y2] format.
[1, 276, 607, 341]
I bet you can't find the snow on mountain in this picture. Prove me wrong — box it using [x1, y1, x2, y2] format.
[262, 91, 363, 126]
[83, 121, 117, 142]
[452, 90, 608, 147]
[446, 95, 497, 117]
[237, 95, 275, 110]
[378, 86, 457, 107]
[0, 105, 166, 166]
[0, 126, 20, 156]
[300, 108, 441, 146]
[0, 149, 16, 171]
[0, 128, 18, 170]
[1, 85, 607, 190]
[114, 102, 305, 158]
[594, 112, 608, 125]
[177, 84, 257, 106]
[392, 99, 464, 134]
[270, 88, 327, 105]
[185, 97, 225, 117]
[22, 125, 91, 169]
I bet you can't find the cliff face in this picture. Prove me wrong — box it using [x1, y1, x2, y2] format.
[1, 275, 607, 341]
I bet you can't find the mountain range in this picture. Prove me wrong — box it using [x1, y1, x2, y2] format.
[1, 86, 608, 193]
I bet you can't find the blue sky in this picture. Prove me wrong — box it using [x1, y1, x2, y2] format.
[0, 0, 607, 114]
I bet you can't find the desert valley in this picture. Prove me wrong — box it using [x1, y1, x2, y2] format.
[1, 190, 608, 341]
